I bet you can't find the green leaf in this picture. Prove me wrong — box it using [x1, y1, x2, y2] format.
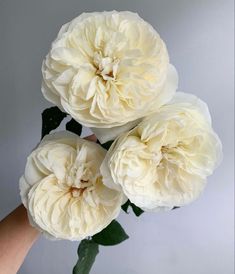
[66, 118, 82, 136]
[121, 200, 144, 217]
[172, 206, 180, 210]
[73, 239, 99, 274]
[92, 220, 129, 246]
[121, 200, 130, 213]
[131, 203, 144, 216]
[41, 106, 67, 139]
[100, 140, 114, 150]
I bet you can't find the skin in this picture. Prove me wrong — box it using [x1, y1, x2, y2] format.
[0, 135, 97, 274]
[0, 204, 39, 274]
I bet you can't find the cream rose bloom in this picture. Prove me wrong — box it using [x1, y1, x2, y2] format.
[101, 92, 222, 211]
[42, 11, 178, 131]
[19, 132, 124, 240]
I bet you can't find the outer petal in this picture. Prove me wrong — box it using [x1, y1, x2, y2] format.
[165, 91, 212, 124]
[91, 119, 141, 144]
[152, 64, 178, 110]
[41, 80, 63, 110]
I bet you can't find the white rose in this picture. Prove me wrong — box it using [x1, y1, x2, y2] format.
[19, 132, 124, 240]
[42, 11, 178, 131]
[101, 92, 222, 211]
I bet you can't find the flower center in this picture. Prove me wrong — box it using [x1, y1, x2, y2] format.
[69, 179, 91, 198]
[93, 51, 119, 81]
[161, 145, 170, 154]
[161, 142, 184, 155]
[70, 187, 82, 198]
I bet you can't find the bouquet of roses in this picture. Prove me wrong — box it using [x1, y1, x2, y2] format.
[19, 11, 222, 274]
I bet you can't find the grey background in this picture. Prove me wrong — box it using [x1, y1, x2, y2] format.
[0, 0, 234, 273]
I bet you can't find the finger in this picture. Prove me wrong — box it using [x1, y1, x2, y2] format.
[84, 134, 97, 142]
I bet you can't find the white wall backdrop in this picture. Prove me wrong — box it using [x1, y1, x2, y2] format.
[0, 0, 234, 273]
